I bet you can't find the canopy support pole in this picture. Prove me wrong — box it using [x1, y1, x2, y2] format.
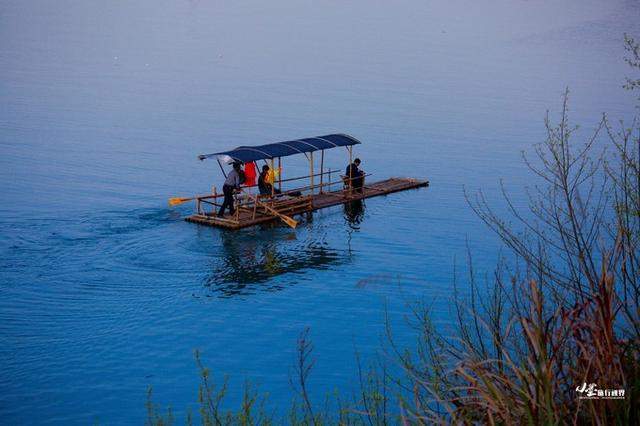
[270, 158, 275, 197]
[217, 158, 227, 178]
[320, 149, 324, 194]
[309, 151, 314, 195]
[348, 146, 353, 196]
[278, 157, 282, 192]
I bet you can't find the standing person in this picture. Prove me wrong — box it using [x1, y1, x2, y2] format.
[346, 158, 364, 192]
[218, 162, 243, 217]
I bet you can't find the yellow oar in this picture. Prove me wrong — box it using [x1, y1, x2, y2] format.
[254, 197, 298, 229]
[168, 196, 197, 207]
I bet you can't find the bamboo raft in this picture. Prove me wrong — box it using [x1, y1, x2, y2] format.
[173, 134, 429, 230]
[185, 177, 428, 229]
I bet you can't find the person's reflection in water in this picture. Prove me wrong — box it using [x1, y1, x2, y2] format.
[344, 199, 365, 229]
[344, 199, 365, 255]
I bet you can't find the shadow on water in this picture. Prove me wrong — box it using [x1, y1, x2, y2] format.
[203, 201, 368, 298]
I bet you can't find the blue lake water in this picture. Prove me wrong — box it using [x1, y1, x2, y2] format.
[1, 0, 639, 424]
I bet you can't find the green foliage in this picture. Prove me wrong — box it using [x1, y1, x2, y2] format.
[147, 339, 392, 425]
[146, 387, 175, 426]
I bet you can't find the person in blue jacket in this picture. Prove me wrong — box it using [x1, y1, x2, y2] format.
[218, 162, 243, 217]
[345, 158, 364, 192]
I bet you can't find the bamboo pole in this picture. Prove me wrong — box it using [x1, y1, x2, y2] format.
[252, 197, 258, 219]
[235, 194, 240, 222]
[217, 158, 227, 178]
[270, 158, 275, 197]
[211, 186, 216, 215]
[348, 146, 353, 196]
[320, 150, 324, 194]
[278, 157, 282, 192]
[309, 151, 314, 195]
[277, 169, 337, 184]
[277, 172, 372, 196]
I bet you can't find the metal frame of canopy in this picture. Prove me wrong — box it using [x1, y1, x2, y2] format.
[198, 133, 362, 198]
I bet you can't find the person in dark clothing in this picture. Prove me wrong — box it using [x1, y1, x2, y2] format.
[218, 162, 243, 217]
[258, 164, 281, 196]
[345, 158, 364, 192]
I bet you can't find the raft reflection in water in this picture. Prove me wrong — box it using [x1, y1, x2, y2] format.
[203, 201, 367, 297]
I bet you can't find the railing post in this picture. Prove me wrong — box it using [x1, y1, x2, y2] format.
[253, 194, 258, 219]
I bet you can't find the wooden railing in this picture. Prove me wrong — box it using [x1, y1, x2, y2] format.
[193, 169, 371, 223]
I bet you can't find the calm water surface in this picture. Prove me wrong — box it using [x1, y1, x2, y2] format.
[1, 0, 639, 424]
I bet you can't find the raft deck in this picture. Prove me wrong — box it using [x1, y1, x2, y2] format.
[185, 177, 428, 230]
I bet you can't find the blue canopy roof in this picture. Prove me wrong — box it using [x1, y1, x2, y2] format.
[198, 133, 361, 163]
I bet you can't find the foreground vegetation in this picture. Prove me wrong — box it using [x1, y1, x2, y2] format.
[147, 36, 640, 425]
